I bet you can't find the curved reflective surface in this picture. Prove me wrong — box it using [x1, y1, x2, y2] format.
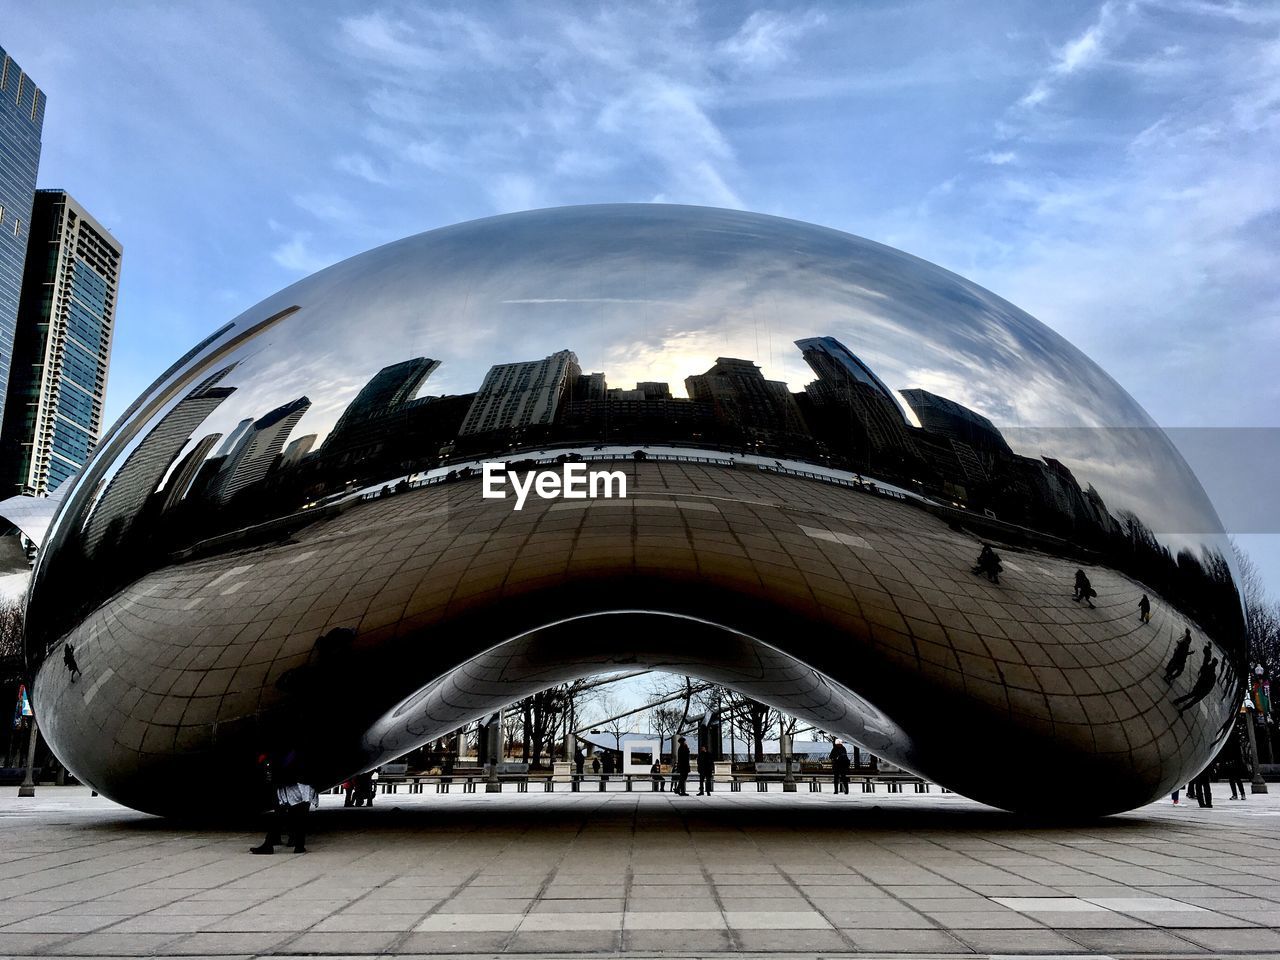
[26, 204, 1243, 816]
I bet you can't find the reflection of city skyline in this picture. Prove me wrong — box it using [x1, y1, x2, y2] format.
[85, 332, 1191, 579]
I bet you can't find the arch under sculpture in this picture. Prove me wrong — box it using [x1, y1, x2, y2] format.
[24, 205, 1243, 817]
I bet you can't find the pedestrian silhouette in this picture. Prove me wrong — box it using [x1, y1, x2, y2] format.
[697, 743, 714, 795]
[674, 736, 691, 796]
[1073, 570, 1096, 608]
[830, 739, 851, 795]
[1173, 649, 1219, 711]
[63, 643, 82, 682]
[1138, 594, 1151, 623]
[971, 544, 1002, 584]
[1164, 629, 1193, 682]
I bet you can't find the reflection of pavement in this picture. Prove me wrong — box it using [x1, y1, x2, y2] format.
[39, 461, 1230, 813]
[2, 785, 1279, 957]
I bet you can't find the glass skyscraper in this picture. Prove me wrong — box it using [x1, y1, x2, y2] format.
[0, 191, 122, 495]
[0, 44, 45, 432]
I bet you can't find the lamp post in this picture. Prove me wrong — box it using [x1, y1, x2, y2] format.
[18, 715, 38, 798]
[1255, 664, 1273, 764]
[1242, 697, 1268, 794]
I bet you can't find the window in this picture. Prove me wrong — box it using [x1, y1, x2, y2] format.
[12, 218, 19, 238]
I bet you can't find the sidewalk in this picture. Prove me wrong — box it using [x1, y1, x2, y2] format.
[2, 785, 1279, 958]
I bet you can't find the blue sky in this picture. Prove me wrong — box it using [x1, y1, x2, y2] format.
[2, 0, 1277, 591]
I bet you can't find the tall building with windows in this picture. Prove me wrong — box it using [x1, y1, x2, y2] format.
[459, 349, 580, 436]
[0, 44, 45, 431]
[0, 190, 123, 495]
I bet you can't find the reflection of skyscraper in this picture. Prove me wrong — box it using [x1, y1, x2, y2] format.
[0, 191, 123, 496]
[330, 358, 439, 441]
[280, 434, 316, 470]
[214, 396, 310, 502]
[159, 432, 222, 512]
[84, 366, 236, 551]
[797, 337, 916, 457]
[459, 350, 580, 436]
[0, 44, 44, 432]
[685, 358, 808, 448]
[572, 372, 607, 402]
[215, 418, 253, 457]
[899, 389, 1012, 456]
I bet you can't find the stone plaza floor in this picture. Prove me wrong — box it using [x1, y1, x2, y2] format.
[2, 785, 1280, 959]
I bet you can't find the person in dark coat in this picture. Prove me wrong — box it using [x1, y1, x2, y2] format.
[63, 643, 82, 682]
[1164, 629, 1193, 682]
[574, 745, 585, 781]
[830, 739, 851, 795]
[1138, 594, 1151, 623]
[650, 760, 665, 792]
[696, 743, 715, 795]
[971, 545, 1002, 584]
[675, 737, 691, 796]
[1221, 735, 1248, 800]
[251, 747, 316, 854]
[1074, 571, 1096, 608]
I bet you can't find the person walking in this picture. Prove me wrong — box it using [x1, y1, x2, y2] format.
[1192, 761, 1214, 808]
[1074, 571, 1096, 608]
[1222, 736, 1247, 800]
[63, 643, 82, 683]
[830, 739, 851, 795]
[971, 545, 1002, 584]
[696, 743, 714, 795]
[1164, 629, 1193, 683]
[574, 745, 585, 782]
[1138, 594, 1151, 623]
[1173, 647, 1218, 711]
[675, 736, 691, 796]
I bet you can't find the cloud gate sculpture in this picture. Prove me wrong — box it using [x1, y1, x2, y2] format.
[25, 204, 1243, 817]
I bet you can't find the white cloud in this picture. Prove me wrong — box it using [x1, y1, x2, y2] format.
[271, 233, 335, 274]
[335, 153, 390, 185]
[718, 9, 827, 70]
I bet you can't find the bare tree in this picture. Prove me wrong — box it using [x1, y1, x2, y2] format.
[0, 599, 26, 765]
[1235, 544, 1280, 677]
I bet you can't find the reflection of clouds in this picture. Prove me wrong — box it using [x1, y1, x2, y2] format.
[119, 204, 1224, 552]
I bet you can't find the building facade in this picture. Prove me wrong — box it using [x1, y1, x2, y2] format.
[0, 191, 122, 495]
[0, 44, 45, 432]
[459, 349, 580, 436]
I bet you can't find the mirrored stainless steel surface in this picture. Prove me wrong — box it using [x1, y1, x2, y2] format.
[26, 204, 1244, 816]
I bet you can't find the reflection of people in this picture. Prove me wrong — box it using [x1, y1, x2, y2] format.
[1138, 594, 1151, 623]
[1164, 629, 1193, 682]
[675, 737, 691, 796]
[63, 643, 82, 682]
[650, 760, 665, 792]
[971, 544, 1002, 584]
[697, 744, 714, 795]
[830, 739, 850, 795]
[1073, 571, 1096, 608]
[591, 755, 601, 776]
[1173, 648, 1218, 711]
[574, 745, 585, 781]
